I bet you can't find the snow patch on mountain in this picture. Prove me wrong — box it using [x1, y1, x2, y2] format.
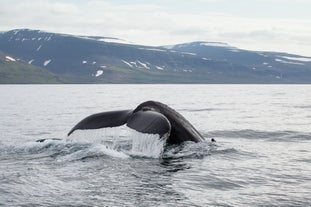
[181, 52, 197, 56]
[280, 56, 311, 62]
[137, 61, 150, 69]
[122, 60, 133, 68]
[162, 45, 174, 49]
[45, 36, 52, 41]
[200, 42, 230, 47]
[230, 49, 240, 52]
[156, 66, 164, 70]
[275, 58, 304, 65]
[77, 35, 133, 45]
[43, 60, 51, 66]
[98, 38, 131, 44]
[121, 60, 155, 70]
[28, 59, 34, 64]
[183, 69, 193, 73]
[95, 70, 103, 77]
[130, 61, 138, 67]
[5, 56, 16, 61]
[36, 45, 42, 51]
[202, 58, 211, 61]
[138, 47, 167, 52]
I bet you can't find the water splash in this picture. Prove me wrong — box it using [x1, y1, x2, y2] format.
[56, 144, 129, 162]
[67, 126, 166, 159]
[128, 129, 167, 158]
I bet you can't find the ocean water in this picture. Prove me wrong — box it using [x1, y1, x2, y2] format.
[0, 84, 310, 207]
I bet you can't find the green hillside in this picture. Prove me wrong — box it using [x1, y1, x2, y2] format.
[0, 54, 63, 84]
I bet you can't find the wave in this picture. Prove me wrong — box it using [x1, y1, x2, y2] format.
[206, 129, 311, 141]
[293, 105, 311, 109]
[0, 139, 128, 161]
[178, 108, 230, 112]
[0, 127, 168, 162]
[0, 138, 215, 163]
[163, 141, 212, 159]
[0, 127, 258, 164]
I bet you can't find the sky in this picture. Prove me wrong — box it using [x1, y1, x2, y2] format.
[1, 0, 311, 56]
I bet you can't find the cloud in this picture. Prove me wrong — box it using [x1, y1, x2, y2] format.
[0, 0, 311, 56]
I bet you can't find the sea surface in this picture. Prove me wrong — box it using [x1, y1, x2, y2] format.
[0, 84, 311, 207]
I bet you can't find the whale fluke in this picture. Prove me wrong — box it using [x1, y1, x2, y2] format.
[68, 101, 205, 144]
[126, 110, 171, 137]
[68, 110, 133, 136]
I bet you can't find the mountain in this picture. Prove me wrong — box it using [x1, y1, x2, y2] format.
[0, 29, 238, 83]
[0, 29, 311, 83]
[0, 50, 62, 84]
[166, 41, 311, 83]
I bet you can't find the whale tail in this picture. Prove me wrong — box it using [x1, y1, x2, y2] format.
[67, 110, 171, 137]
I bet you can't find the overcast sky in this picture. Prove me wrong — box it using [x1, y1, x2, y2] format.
[1, 0, 311, 56]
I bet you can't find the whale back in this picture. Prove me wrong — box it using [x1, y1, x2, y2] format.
[134, 101, 204, 144]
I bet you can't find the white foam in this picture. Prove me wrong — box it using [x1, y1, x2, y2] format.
[28, 59, 34, 64]
[93, 144, 129, 158]
[55, 143, 129, 162]
[66, 127, 129, 159]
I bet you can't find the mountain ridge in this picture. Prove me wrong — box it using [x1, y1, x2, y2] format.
[0, 29, 310, 84]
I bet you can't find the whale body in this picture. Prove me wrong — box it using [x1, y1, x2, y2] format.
[68, 101, 204, 144]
